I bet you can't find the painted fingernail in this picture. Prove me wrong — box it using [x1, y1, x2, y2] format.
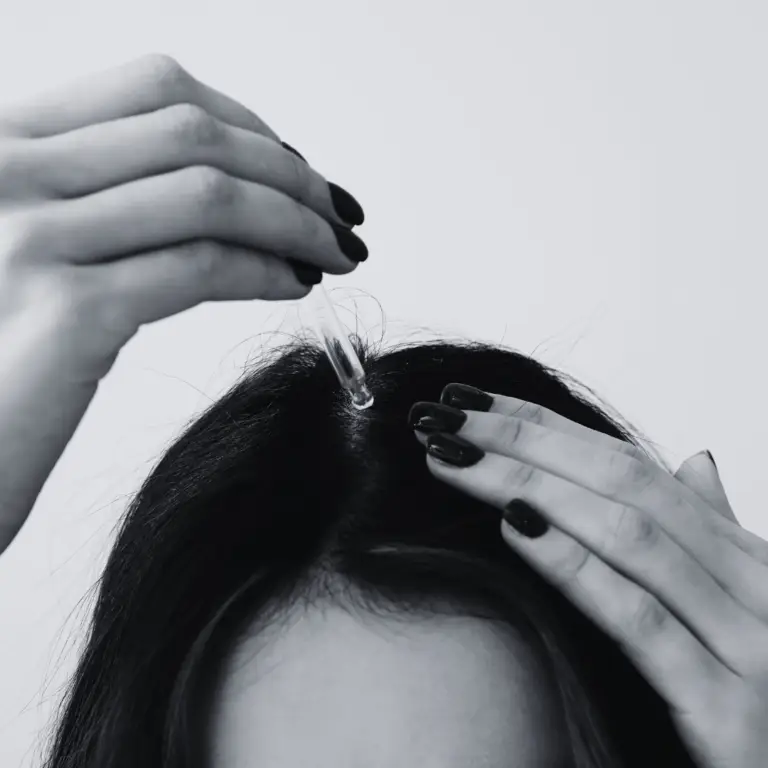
[408, 402, 467, 435]
[329, 182, 365, 226]
[286, 257, 323, 286]
[440, 383, 494, 412]
[331, 223, 369, 263]
[426, 433, 484, 467]
[281, 141, 307, 162]
[706, 450, 718, 469]
[503, 499, 549, 539]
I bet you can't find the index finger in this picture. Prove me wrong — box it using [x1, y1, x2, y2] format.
[440, 384, 650, 463]
[445, 410, 768, 613]
[0, 53, 279, 141]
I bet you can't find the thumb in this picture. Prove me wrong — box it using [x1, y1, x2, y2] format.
[674, 450, 738, 524]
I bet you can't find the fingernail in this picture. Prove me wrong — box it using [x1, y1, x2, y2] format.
[281, 141, 307, 162]
[328, 182, 365, 226]
[440, 383, 494, 412]
[331, 223, 368, 263]
[285, 258, 323, 286]
[503, 499, 549, 539]
[706, 450, 718, 469]
[425, 433, 484, 467]
[408, 402, 467, 435]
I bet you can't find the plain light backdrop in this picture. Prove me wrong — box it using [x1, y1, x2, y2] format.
[0, 2, 766, 766]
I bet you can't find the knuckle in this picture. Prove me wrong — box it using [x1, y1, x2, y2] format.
[187, 165, 239, 212]
[501, 459, 539, 493]
[519, 402, 545, 426]
[625, 454, 655, 488]
[556, 541, 593, 584]
[604, 451, 654, 496]
[165, 103, 225, 149]
[187, 238, 226, 286]
[493, 415, 525, 449]
[627, 592, 670, 640]
[141, 53, 192, 99]
[608, 505, 660, 556]
[189, 237, 221, 270]
[291, 196, 321, 244]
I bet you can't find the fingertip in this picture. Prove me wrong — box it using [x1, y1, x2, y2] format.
[285, 257, 323, 288]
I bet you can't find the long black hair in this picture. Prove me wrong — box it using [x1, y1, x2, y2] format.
[40, 336, 698, 767]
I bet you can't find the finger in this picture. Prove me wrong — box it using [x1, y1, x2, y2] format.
[75, 240, 318, 339]
[498, 516, 736, 714]
[420, 409, 768, 619]
[0, 54, 278, 141]
[34, 165, 367, 272]
[440, 386, 652, 463]
[457, 391, 767, 569]
[678, 451, 768, 568]
[22, 105, 358, 227]
[424, 444, 765, 672]
[675, 450, 738, 524]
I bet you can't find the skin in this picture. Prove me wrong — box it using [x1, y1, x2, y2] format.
[206, 602, 572, 768]
[0, 55, 362, 557]
[414, 387, 768, 767]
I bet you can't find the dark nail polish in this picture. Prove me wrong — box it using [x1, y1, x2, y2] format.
[286, 257, 323, 286]
[440, 383, 494, 412]
[331, 223, 368, 263]
[329, 182, 365, 226]
[503, 499, 549, 539]
[408, 402, 467, 435]
[281, 141, 307, 162]
[706, 450, 718, 469]
[426, 433, 485, 467]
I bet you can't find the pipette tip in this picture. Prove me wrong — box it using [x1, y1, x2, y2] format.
[350, 382, 375, 410]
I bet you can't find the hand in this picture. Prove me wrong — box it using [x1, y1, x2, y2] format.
[0, 53, 367, 379]
[674, 450, 738, 524]
[409, 387, 768, 768]
[0, 54, 367, 555]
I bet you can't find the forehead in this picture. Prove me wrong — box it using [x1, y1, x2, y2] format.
[205, 603, 570, 768]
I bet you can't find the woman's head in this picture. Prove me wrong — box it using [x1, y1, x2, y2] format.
[41, 337, 698, 767]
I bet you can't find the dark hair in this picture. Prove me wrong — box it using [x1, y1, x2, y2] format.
[39, 335, 698, 768]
